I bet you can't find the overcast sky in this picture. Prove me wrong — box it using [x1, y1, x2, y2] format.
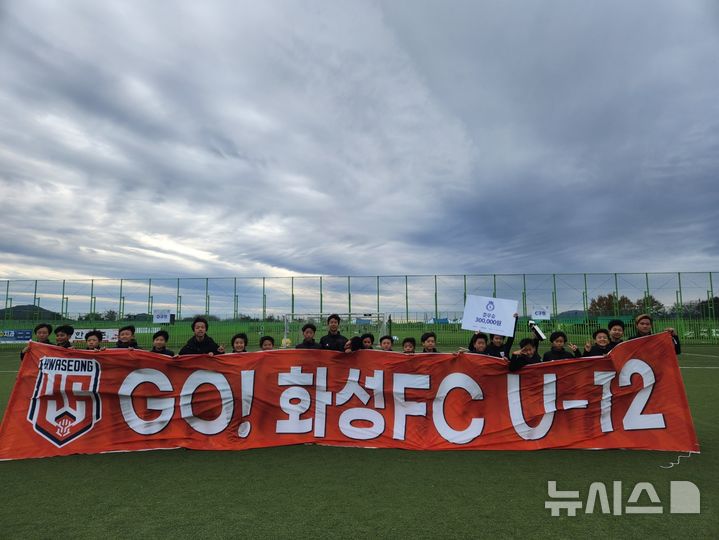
[1, 0, 718, 281]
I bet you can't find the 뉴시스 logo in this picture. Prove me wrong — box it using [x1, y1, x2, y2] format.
[27, 357, 102, 447]
[485, 301, 495, 312]
[545, 480, 700, 516]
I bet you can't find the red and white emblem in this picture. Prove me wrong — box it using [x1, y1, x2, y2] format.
[27, 357, 102, 447]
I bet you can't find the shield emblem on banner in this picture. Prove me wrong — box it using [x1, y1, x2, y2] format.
[27, 357, 102, 447]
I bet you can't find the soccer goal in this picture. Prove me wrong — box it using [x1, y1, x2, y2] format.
[281, 313, 388, 348]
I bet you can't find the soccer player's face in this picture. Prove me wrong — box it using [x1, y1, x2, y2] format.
[609, 326, 624, 341]
[521, 344, 537, 356]
[194, 322, 207, 338]
[55, 331, 69, 344]
[551, 336, 565, 349]
[153, 336, 167, 349]
[86, 336, 100, 348]
[403, 342, 415, 353]
[328, 319, 339, 333]
[474, 339, 487, 352]
[119, 330, 133, 342]
[362, 337, 373, 349]
[380, 339, 392, 351]
[36, 327, 50, 341]
[423, 336, 436, 349]
[261, 341, 274, 351]
[595, 333, 609, 346]
[233, 338, 246, 352]
[303, 328, 315, 340]
[492, 335, 504, 347]
[636, 319, 652, 335]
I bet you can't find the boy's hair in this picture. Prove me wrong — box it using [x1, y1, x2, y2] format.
[549, 331, 567, 343]
[85, 330, 103, 341]
[420, 332, 436, 343]
[231, 333, 249, 345]
[259, 335, 275, 346]
[302, 323, 317, 332]
[327, 314, 341, 324]
[379, 335, 393, 343]
[519, 337, 537, 349]
[119, 325, 136, 335]
[471, 333, 488, 345]
[153, 330, 169, 341]
[34, 323, 52, 334]
[607, 319, 625, 330]
[191, 316, 209, 330]
[349, 336, 363, 351]
[635, 313, 652, 325]
[55, 325, 74, 335]
[402, 337, 416, 346]
[360, 332, 375, 343]
[593, 329, 610, 339]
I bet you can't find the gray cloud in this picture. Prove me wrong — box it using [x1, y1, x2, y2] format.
[0, 0, 717, 282]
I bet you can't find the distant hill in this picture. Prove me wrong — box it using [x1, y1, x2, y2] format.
[556, 310, 586, 319]
[0, 304, 65, 321]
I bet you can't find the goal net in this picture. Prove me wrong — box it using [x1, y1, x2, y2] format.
[281, 313, 388, 348]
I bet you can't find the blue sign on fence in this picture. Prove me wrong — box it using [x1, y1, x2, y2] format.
[0, 329, 33, 343]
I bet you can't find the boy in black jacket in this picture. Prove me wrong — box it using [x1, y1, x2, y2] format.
[421, 332, 438, 352]
[508, 337, 542, 371]
[116, 325, 141, 349]
[583, 329, 612, 357]
[296, 323, 322, 349]
[151, 330, 175, 357]
[54, 325, 74, 348]
[319, 314, 348, 351]
[631, 314, 681, 354]
[20, 323, 53, 360]
[485, 314, 519, 358]
[85, 330, 104, 350]
[542, 331, 582, 362]
[607, 319, 625, 351]
[179, 317, 225, 355]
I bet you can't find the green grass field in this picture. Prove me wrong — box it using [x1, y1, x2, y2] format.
[0, 345, 716, 538]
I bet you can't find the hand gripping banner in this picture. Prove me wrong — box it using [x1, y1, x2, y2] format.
[0, 333, 699, 460]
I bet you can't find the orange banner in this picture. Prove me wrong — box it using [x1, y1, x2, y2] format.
[0, 334, 699, 460]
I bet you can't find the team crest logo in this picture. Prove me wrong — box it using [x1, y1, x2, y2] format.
[486, 301, 495, 311]
[27, 357, 102, 447]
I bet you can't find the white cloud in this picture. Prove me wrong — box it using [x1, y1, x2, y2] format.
[0, 0, 717, 282]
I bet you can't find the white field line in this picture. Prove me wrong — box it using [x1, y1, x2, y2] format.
[685, 366, 718, 370]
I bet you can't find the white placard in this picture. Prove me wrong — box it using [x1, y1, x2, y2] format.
[153, 309, 172, 324]
[530, 305, 552, 320]
[71, 329, 119, 343]
[461, 295, 518, 337]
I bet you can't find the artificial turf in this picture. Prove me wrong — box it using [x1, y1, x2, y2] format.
[0, 346, 716, 538]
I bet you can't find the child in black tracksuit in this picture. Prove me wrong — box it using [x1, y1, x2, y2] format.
[542, 331, 582, 362]
[583, 329, 612, 357]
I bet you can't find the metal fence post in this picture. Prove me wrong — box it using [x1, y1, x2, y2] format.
[405, 275, 409, 321]
[119, 279, 124, 320]
[376, 276, 380, 314]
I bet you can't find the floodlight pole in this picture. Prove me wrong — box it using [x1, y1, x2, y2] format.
[176, 278, 181, 321]
[347, 276, 351, 315]
[33, 280, 38, 321]
[405, 275, 409, 321]
[376, 276, 380, 314]
[233, 278, 238, 320]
